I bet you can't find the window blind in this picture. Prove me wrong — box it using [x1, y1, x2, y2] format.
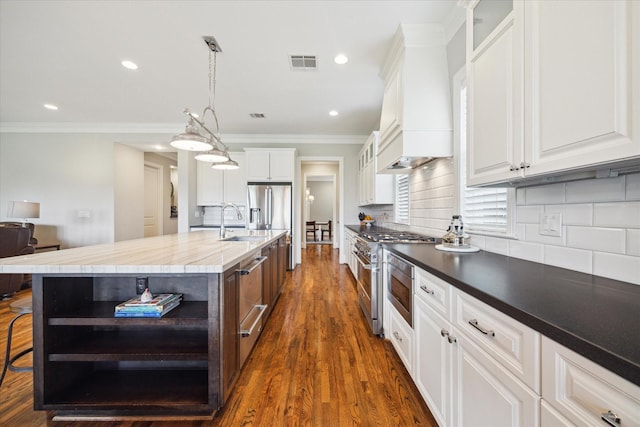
[395, 174, 410, 224]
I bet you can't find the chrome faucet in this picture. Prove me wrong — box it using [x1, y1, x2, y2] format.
[220, 202, 243, 238]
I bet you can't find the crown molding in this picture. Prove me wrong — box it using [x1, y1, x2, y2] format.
[0, 122, 367, 145]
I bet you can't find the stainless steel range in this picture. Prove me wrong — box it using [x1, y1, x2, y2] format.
[353, 229, 436, 336]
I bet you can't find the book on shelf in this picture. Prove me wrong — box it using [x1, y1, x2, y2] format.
[121, 293, 178, 307]
[114, 298, 182, 318]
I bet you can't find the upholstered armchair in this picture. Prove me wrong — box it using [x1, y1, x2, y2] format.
[0, 226, 35, 298]
[0, 221, 38, 245]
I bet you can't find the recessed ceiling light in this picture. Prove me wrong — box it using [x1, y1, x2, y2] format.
[334, 54, 348, 65]
[43, 104, 58, 110]
[121, 60, 138, 70]
[329, 110, 339, 116]
[154, 145, 164, 150]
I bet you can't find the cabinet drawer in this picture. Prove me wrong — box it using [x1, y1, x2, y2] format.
[388, 304, 413, 375]
[542, 337, 640, 427]
[453, 289, 540, 392]
[414, 267, 451, 319]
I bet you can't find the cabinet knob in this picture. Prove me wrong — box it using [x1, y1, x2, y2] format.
[601, 410, 621, 426]
[393, 331, 403, 342]
[440, 329, 449, 338]
[509, 164, 520, 172]
[447, 335, 457, 344]
[519, 162, 531, 169]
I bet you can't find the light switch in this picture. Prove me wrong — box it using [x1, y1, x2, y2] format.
[539, 213, 562, 237]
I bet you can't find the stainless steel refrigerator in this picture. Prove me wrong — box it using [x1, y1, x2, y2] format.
[247, 182, 293, 269]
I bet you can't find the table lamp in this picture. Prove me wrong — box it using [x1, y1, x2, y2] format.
[7, 200, 40, 225]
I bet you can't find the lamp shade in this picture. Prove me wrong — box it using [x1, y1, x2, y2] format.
[170, 121, 214, 151]
[211, 158, 239, 170]
[8, 200, 40, 220]
[195, 148, 229, 163]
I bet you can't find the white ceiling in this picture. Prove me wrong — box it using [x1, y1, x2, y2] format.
[0, 0, 460, 148]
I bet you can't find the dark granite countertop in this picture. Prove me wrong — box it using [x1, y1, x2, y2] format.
[345, 224, 640, 386]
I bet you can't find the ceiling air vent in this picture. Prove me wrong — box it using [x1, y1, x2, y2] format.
[290, 55, 317, 70]
[249, 113, 266, 118]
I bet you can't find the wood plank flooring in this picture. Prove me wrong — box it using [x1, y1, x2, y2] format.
[0, 244, 437, 426]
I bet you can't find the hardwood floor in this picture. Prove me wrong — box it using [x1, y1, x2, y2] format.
[0, 245, 437, 426]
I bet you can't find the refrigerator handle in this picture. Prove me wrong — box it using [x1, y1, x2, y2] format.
[265, 186, 272, 229]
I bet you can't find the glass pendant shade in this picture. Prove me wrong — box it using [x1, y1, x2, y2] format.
[211, 158, 239, 170]
[170, 122, 213, 151]
[194, 148, 229, 163]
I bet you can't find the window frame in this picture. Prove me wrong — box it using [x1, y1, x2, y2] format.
[394, 174, 410, 225]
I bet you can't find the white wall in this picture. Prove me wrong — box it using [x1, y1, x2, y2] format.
[115, 143, 144, 241]
[308, 181, 333, 222]
[0, 133, 116, 248]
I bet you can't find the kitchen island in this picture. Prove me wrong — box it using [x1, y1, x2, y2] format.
[0, 230, 287, 420]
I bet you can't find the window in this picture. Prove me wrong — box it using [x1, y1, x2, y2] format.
[395, 174, 410, 224]
[456, 69, 513, 236]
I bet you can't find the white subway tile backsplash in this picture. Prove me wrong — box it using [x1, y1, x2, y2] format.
[545, 203, 592, 226]
[626, 173, 640, 200]
[593, 252, 640, 285]
[544, 245, 592, 274]
[593, 202, 640, 228]
[627, 229, 640, 256]
[525, 183, 566, 205]
[566, 176, 625, 203]
[516, 205, 543, 224]
[508, 240, 544, 263]
[404, 163, 639, 284]
[485, 236, 510, 255]
[566, 226, 626, 254]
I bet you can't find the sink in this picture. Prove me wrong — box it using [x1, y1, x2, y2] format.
[220, 235, 267, 242]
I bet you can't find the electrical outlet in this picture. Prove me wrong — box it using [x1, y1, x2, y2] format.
[539, 213, 563, 237]
[136, 277, 148, 294]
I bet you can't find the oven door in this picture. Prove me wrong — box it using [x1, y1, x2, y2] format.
[387, 260, 413, 327]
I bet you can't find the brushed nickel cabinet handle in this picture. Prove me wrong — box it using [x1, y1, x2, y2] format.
[440, 329, 449, 338]
[468, 318, 495, 337]
[420, 285, 435, 295]
[447, 335, 457, 344]
[393, 331, 403, 342]
[601, 410, 621, 426]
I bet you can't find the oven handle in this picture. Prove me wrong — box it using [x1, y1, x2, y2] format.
[353, 251, 372, 270]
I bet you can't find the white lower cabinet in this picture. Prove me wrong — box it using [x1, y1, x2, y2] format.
[415, 297, 451, 427]
[541, 337, 640, 427]
[541, 400, 574, 427]
[412, 266, 539, 427]
[451, 328, 540, 427]
[388, 303, 413, 375]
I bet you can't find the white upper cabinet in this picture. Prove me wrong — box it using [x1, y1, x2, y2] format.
[358, 132, 394, 206]
[467, 0, 640, 186]
[244, 148, 295, 182]
[196, 152, 246, 206]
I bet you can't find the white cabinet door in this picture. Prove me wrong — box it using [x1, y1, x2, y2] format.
[268, 150, 294, 181]
[223, 153, 246, 205]
[467, 1, 524, 186]
[196, 161, 224, 205]
[451, 329, 540, 427]
[414, 297, 451, 427]
[388, 303, 414, 375]
[245, 150, 271, 181]
[524, 0, 640, 176]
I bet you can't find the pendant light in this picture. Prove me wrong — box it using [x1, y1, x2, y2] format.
[170, 35, 232, 165]
[211, 158, 239, 170]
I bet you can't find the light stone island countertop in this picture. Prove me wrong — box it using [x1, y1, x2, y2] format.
[0, 229, 287, 275]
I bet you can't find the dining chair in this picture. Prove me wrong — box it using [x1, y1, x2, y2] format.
[305, 221, 317, 241]
[321, 220, 332, 241]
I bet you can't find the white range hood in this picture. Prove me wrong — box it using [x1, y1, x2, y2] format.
[377, 24, 453, 174]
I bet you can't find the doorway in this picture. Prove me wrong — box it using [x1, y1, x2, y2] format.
[143, 162, 163, 237]
[305, 176, 335, 245]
